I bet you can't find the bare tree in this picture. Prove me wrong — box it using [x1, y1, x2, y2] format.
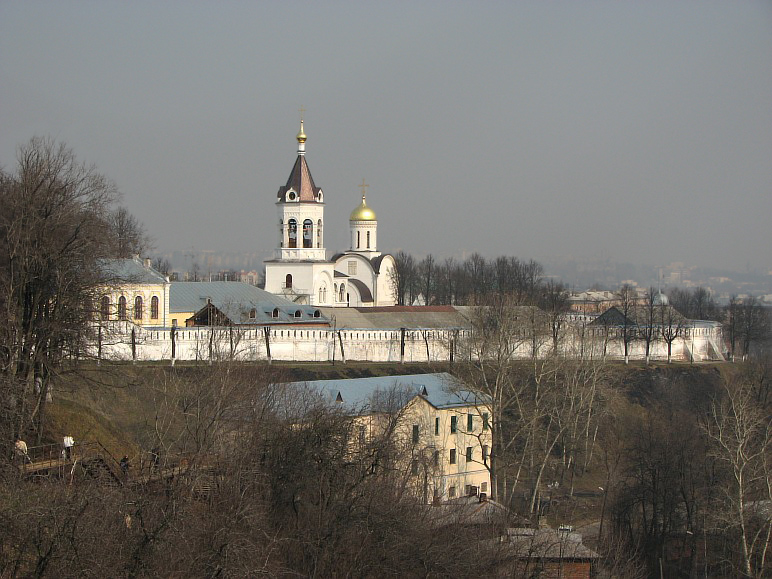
[638, 287, 658, 365]
[539, 279, 570, 356]
[107, 206, 151, 258]
[389, 250, 416, 306]
[659, 302, 686, 363]
[151, 256, 171, 276]
[0, 137, 117, 441]
[418, 253, 435, 306]
[616, 284, 638, 364]
[736, 296, 769, 360]
[703, 369, 771, 578]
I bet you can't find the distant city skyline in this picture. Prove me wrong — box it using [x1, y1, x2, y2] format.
[2, 2, 770, 272]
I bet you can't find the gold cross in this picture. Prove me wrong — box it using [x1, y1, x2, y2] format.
[299, 105, 306, 121]
[359, 178, 368, 199]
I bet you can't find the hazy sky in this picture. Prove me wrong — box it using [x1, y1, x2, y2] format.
[2, 1, 771, 272]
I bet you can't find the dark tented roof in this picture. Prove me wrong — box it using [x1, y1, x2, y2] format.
[277, 156, 322, 202]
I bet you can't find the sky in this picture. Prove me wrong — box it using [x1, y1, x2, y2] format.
[1, 1, 771, 273]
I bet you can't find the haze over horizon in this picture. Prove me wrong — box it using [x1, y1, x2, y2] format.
[2, 2, 770, 273]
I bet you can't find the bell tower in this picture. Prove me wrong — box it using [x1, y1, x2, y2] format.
[275, 114, 326, 261]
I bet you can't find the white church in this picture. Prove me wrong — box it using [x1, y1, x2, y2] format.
[263, 120, 397, 308]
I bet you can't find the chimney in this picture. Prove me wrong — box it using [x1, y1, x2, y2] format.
[144, 258, 151, 268]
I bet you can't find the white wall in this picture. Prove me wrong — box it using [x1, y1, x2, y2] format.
[89, 321, 724, 364]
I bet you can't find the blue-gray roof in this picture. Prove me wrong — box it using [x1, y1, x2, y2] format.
[285, 372, 486, 415]
[100, 257, 168, 285]
[170, 281, 329, 325]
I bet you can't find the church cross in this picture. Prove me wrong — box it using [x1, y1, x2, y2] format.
[359, 178, 368, 199]
[298, 105, 306, 121]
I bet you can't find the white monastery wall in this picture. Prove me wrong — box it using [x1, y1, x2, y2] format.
[90, 322, 723, 364]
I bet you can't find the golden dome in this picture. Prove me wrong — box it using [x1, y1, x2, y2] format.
[296, 120, 307, 143]
[350, 195, 377, 221]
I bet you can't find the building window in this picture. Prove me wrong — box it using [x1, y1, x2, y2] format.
[303, 219, 313, 248]
[133, 296, 143, 320]
[294, 310, 302, 318]
[450, 415, 457, 434]
[448, 485, 456, 499]
[313, 309, 321, 318]
[272, 308, 279, 318]
[435, 417, 440, 436]
[483, 445, 489, 463]
[412, 424, 419, 444]
[172, 319, 177, 327]
[287, 219, 297, 248]
[466, 446, 473, 462]
[339, 284, 345, 302]
[348, 261, 357, 275]
[118, 296, 127, 320]
[449, 449, 456, 465]
[249, 308, 256, 319]
[317, 219, 322, 248]
[150, 296, 159, 319]
[100, 296, 110, 320]
[467, 414, 474, 432]
[433, 450, 439, 467]
[366, 231, 370, 249]
[356, 231, 360, 249]
[481, 482, 488, 493]
[482, 412, 490, 431]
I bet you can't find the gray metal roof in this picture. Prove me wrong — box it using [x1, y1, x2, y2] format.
[285, 372, 487, 415]
[319, 306, 469, 330]
[99, 257, 168, 285]
[170, 281, 329, 325]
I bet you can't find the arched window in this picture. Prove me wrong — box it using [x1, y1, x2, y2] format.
[279, 219, 284, 247]
[288, 219, 297, 248]
[150, 296, 159, 319]
[357, 231, 360, 249]
[100, 296, 111, 320]
[285, 274, 292, 289]
[294, 310, 302, 318]
[367, 231, 370, 249]
[118, 296, 127, 320]
[134, 296, 143, 320]
[303, 219, 313, 248]
[317, 219, 322, 248]
[313, 310, 321, 318]
[339, 284, 345, 302]
[272, 308, 279, 318]
[249, 308, 256, 319]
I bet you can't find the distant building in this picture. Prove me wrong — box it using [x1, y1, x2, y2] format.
[99, 256, 171, 327]
[168, 281, 329, 328]
[283, 373, 492, 503]
[495, 527, 599, 578]
[263, 119, 397, 308]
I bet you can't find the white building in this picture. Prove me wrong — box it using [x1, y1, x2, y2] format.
[263, 120, 397, 308]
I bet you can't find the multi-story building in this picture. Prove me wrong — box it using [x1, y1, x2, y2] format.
[285, 373, 492, 503]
